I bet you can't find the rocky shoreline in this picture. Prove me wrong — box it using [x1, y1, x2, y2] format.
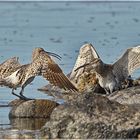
[1, 85, 138, 139]
[40, 86, 140, 139]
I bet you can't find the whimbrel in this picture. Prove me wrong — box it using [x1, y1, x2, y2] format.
[75, 45, 140, 94]
[0, 48, 77, 100]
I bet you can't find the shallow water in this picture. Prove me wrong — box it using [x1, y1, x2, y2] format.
[0, 1, 140, 137]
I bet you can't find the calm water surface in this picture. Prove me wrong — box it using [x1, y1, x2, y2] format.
[0, 1, 140, 136]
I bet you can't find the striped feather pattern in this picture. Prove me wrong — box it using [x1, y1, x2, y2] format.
[0, 57, 21, 79]
[41, 58, 78, 92]
[113, 46, 140, 82]
[70, 43, 99, 82]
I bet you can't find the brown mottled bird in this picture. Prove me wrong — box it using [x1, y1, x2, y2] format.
[70, 43, 99, 83]
[0, 48, 78, 100]
[69, 43, 99, 92]
[75, 45, 140, 94]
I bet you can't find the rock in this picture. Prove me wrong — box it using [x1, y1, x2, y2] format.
[10, 117, 48, 130]
[9, 99, 59, 118]
[108, 86, 140, 105]
[41, 88, 140, 139]
[9, 99, 26, 106]
[38, 84, 64, 93]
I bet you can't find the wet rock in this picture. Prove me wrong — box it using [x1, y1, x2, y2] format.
[10, 118, 48, 130]
[9, 99, 59, 118]
[41, 89, 140, 139]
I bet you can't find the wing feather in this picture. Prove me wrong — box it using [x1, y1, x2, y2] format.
[113, 45, 140, 82]
[57, 73, 68, 90]
[54, 73, 65, 89]
[42, 58, 78, 92]
[69, 43, 99, 82]
[58, 73, 75, 90]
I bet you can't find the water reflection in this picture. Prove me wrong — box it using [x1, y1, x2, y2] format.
[0, 128, 42, 139]
[10, 118, 48, 130]
[0, 114, 48, 139]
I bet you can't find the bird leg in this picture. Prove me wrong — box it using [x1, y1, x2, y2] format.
[12, 89, 27, 100]
[19, 87, 34, 101]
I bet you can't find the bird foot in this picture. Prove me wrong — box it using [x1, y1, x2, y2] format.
[19, 96, 34, 101]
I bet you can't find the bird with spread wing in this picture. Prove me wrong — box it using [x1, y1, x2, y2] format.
[0, 48, 78, 100]
[69, 43, 99, 92]
[75, 44, 140, 94]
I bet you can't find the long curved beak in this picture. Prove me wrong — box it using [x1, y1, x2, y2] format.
[46, 51, 62, 60]
[74, 63, 90, 72]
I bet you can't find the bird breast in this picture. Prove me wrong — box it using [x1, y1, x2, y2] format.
[96, 72, 117, 90]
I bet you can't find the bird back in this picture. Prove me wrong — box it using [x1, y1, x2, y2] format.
[0, 57, 21, 79]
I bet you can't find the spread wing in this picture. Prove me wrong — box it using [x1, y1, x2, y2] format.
[113, 45, 140, 82]
[69, 43, 100, 82]
[0, 57, 21, 79]
[40, 54, 78, 92]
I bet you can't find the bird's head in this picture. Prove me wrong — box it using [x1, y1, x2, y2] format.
[32, 48, 45, 60]
[74, 58, 102, 72]
[32, 47, 62, 61]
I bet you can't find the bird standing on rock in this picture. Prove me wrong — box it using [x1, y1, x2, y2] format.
[75, 45, 140, 94]
[0, 48, 78, 100]
[69, 43, 99, 92]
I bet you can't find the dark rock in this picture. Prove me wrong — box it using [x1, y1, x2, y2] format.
[9, 99, 59, 118]
[41, 90, 140, 139]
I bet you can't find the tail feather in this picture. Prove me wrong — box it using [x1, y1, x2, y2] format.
[0, 79, 12, 88]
